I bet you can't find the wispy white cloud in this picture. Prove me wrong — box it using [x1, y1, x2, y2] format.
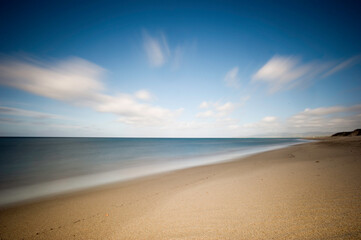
[243, 104, 361, 136]
[160, 32, 171, 57]
[196, 110, 214, 118]
[224, 67, 240, 88]
[0, 57, 182, 126]
[243, 116, 280, 130]
[215, 102, 235, 116]
[172, 45, 183, 70]
[0, 57, 104, 101]
[143, 31, 170, 67]
[294, 104, 361, 117]
[252, 55, 360, 93]
[143, 30, 187, 70]
[160, 116, 242, 137]
[252, 56, 314, 93]
[262, 116, 277, 122]
[0, 106, 61, 119]
[322, 55, 361, 77]
[194, 100, 241, 134]
[240, 95, 251, 107]
[287, 104, 361, 130]
[199, 101, 209, 109]
[134, 89, 153, 101]
[196, 101, 235, 118]
[95, 94, 178, 126]
[0, 105, 91, 136]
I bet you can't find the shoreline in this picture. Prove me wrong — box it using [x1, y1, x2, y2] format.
[0, 139, 307, 207]
[1, 137, 360, 239]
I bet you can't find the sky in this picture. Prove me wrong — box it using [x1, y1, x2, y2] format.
[0, 0, 360, 137]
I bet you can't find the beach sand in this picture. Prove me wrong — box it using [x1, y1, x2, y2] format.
[0, 137, 361, 239]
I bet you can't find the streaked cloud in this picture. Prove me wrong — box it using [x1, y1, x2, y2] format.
[143, 30, 187, 70]
[0, 57, 104, 101]
[0, 106, 61, 119]
[199, 101, 209, 109]
[196, 101, 235, 118]
[160, 32, 171, 57]
[0, 117, 23, 124]
[215, 102, 234, 116]
[243, 116, 279, 130]
[224, 67, 240, 88]
[239, 95, 250, 107]
[172, 45, 183, 70]
[295, 104, 361, 117]
[252, 55, 360, 93]
[322, 55, 361, 77]
[96, 94, 178, 126]
[288, 104, 361, 130]
[243, 104, 361, 136]
[135, 89, 153, 101]
[196, 110, 214, 118]
[252, 56, 314, 93]
[143, 31, 170, 67]
[262, 116, 277, 122]
[0, 105, 90, 136]
[0, 57, 182, 126]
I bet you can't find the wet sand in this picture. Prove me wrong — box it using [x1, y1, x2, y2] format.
[1, 137, 361, 239]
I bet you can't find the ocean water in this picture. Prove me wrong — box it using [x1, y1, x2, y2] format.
[0, 137, 307, 206]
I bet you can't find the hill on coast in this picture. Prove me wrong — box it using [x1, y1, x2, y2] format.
[332, 129, 361, 137]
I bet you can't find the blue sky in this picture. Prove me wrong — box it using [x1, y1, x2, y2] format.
[0, 0, 360, 137]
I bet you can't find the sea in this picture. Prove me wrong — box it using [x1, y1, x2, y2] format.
[0, 137, 307, 206]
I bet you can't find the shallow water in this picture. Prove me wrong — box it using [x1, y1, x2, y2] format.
[0, 137, 306, 205]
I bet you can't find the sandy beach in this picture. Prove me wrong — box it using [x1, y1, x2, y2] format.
[0, 137, 361, 239]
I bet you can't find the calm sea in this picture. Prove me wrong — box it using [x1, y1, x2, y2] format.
[0, 137, 306, 205]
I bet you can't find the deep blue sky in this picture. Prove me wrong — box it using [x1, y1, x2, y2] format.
[0, 0, 360, 137]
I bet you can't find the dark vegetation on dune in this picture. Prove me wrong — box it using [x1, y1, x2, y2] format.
[332, 129, 361, 137]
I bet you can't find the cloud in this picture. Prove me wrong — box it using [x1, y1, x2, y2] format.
[262, 116, 277, 122]
[194, 100, 241, 134]
[143, 30, 187, 71]
[252, 56, 314, 93]
[172, 46, 183, 70]
[252, 55, 360, 93]
[95, 94, 177, 126]
[243, 116, 279, 129]
[0, 105, 91, 136]
[322, 55, 361, 77]
[196, 101, 235, 118]
[0, 117, 23, 124]
[0, 57, 104, 101]
[215, 102, 235, 116]
[199, 101, 209, 109]
[297, 105, 361, 116]
[224, 67, 240, 88]
[135, 89, 153, 101]
[160, 32, 171, 57]
[239, 95, 250, 107]
[165, 103, 361, 137]
[196, 110, 214, 118]
[143, 31, 170, 67]
[0, 57, 181, 126]
[243, 104, 361, 136]
[288, 104, 361, 130]
[0, 106, 61, 119]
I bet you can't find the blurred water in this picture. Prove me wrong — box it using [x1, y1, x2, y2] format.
[0, 137, 306, 205]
